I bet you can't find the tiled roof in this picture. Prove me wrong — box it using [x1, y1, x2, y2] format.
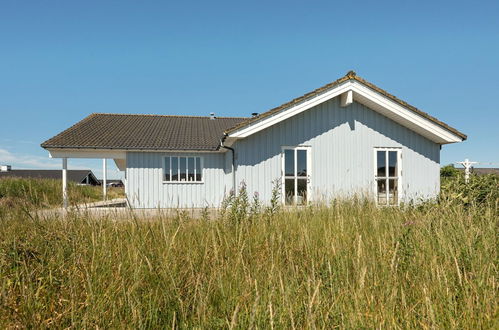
[41, 114, 247, 151]
[224, 71, 467, 140]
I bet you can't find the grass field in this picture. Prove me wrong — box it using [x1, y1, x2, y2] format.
[0, 177, 124, 210]
[0, 174, 497, 328]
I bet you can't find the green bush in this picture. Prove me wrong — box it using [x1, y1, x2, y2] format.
[440, 170, 498, 210]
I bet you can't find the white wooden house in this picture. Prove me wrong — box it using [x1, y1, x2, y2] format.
[42, 71, 466, 208]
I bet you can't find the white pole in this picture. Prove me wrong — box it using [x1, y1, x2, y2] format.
[102, 158, 107, 200]
[62, 158, 68, 209]
[457, 158, 477, 184]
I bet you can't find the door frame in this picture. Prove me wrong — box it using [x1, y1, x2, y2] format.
[372, 147, 402, 206]
[281, 146, 312, 205]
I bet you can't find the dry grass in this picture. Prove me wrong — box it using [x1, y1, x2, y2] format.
[0, 176, 497, 328]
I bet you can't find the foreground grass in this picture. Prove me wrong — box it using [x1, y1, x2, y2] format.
[0, 200, 497, 328]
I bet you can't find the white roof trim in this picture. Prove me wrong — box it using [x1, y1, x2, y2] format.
[227, 80, 463, 144]
[46, 148, 224, 159]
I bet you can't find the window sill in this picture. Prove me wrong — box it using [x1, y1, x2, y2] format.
[163, 181, 204, 184]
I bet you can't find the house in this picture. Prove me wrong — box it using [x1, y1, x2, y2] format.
[99, 179, 124, 187]
[0, 165, 99, 185]
[41, 71, 466, 208]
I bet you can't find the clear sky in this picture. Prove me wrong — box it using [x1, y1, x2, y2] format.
[1, 0, 498, 179]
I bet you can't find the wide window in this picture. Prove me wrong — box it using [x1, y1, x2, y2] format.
[164, 156, 203, 182]
[375, 148, 401, 205]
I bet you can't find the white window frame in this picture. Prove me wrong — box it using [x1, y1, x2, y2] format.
[281, 146, 312, 205]
[373, 147, 402, 206]
[163, 156, 204, 184]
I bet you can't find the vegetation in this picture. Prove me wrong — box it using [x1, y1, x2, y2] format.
[0, 175, 497, 328]
[0, 177, 124, 210]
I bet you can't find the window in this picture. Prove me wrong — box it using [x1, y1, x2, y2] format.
[282, 147, 310, 205]
[375, 148, 400, 205]
[164, 156, 203, 182]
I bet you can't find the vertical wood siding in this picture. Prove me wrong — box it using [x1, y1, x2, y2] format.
[233, 97, 440, 204]
[126, 96, 440, 208]
[126, 152, 231, 208]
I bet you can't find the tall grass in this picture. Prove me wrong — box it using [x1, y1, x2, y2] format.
[0, 177, 123, 210]
[0, 178, 497, 328]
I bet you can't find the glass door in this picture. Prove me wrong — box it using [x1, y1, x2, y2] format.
[282, 147, 310, 205]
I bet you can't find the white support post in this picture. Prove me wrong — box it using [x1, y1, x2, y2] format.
[62, 158, 68, 209]
[102, 158, 107, 200]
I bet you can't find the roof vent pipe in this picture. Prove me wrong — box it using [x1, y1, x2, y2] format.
[210, 112, 215, 120]
[251, 112, 259, 118]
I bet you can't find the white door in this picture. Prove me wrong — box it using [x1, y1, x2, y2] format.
[282, 147, 311, 205]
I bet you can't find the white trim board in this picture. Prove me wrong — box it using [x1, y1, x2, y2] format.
[46, 148, 225, 159]
[227, 81, 463, 144]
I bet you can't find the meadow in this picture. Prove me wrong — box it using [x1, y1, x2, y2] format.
[0, 173, 497, 328]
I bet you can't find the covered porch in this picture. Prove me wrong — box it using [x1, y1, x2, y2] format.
[47, 148, 127, 209]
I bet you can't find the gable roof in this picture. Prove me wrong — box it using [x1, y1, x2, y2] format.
[0, 169, 98, 184]
[41, 114, 247, 151]
[225, 71, 466, 143]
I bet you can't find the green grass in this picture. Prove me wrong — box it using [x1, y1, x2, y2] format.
[0, 177, 124, 210]
[0, 176, 497, 328]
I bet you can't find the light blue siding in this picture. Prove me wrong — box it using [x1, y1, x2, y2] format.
[126, 96, 441, 208]
[233, 97, 440, 204]
[126, 152, 231, 208]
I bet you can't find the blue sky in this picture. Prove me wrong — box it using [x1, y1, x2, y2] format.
[1, 0, 498, 178]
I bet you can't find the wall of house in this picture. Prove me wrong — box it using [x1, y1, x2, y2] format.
[232, 96, 441, 204]
[126, 96, 441, 208]
[126, 151, 232, 208]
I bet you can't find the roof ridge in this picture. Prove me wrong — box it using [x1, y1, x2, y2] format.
[224, 71, 466, 140]
[91, 112, 249, 119]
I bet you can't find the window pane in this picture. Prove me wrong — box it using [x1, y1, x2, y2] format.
[389, 179, 398, 205]
[179, 157, 187, 181]
[297, 179, 307, 205]
[377, 179, 387, 205]
[164, 157, 171, 181]
[284, 149, 294, 176]
[388, 151, 398, 177]
[377, 151, 386, 177]
[195, 157, 202, 181]
[297, 150, 307, 177]
[285, 178, 295, 205]
[187, 157, 195, 181]
[171, 157, 179, 181]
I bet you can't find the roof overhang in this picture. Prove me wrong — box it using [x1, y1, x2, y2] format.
[46, 147, 225, 159]
[226, 80, 464, 144]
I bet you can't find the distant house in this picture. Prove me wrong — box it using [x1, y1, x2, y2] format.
[0, 166, 99, 185]
[41, 71, 466, 208]
[99, 179, 124, 187]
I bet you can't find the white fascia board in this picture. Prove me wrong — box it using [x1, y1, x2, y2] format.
[48, 149, 127, 159]
[229, 81, 353, 138]
[350, 82, 463, 144]
[227, 80, 463, 144]
[47, 148, 222, 159]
